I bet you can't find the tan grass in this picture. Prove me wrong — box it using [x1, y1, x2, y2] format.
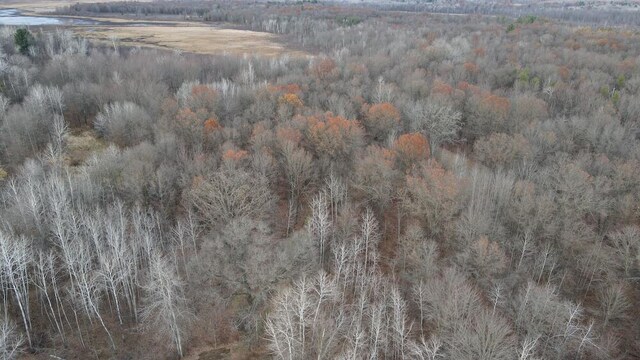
[64, 130, 106, 166]
[1, 0, 153, 14]
[75, 25, 308, 57]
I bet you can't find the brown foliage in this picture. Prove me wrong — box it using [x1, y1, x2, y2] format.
[618, 58, 637, 76]
[313, 58, 337, 79]
[466, 93, 511, 138]
[304, 112, 364, 160]
[223, 149, 249, 162]
[176, 108, 199, 128]
[203, 117, 221, 134]
[558, 66, 570, 81]
[363, 102, 401, 140]
[512, 95, 549, 125]
[474, 133, 531, 168]
[457, 81, 483, 95]
[268, 83, 303, 95]
[432, 80, 455, 97]
[278, 93, 304, 109]
[394, 133, 430, 170]
[277, 93, 305, 119]
[276, 126, 303, 145]
[481, 94, 510, 119]
[161, 97, 179, 118]
[403, 160, 461, 237]
[188, 85, 218, 112]
[463, 62, 479, 74]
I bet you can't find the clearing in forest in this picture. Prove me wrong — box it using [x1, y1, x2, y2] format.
[75, 25, 307, 57]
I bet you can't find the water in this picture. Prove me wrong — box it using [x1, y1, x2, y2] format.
[0, 9, 97, 26]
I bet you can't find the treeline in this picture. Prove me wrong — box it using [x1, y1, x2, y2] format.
[383, 2, 640, 27]
[57, 0, 222, 18]
[54, 1, 375, 28]
[56, 0, 640, 29]
[0, 2, 640, 359]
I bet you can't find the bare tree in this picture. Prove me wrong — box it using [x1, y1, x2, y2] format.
[188, 164, 274, 225]
[49, 114, 67, 159]
[33, 251, 66, 342]
[517, 336, 539, 360]
[448, 310, 516, 360]
[512, 282, 598, 359]
[390, 286, 411, 359]
[0, 318, 24, 360]
[94, 102, 153, 146]
[0, 231, 32, 347]
[308, 191, 332, 267]
[596, 283, 630, 327]
[265, 275, 315, 360]
[373, 76, 394, 103]
[417, 267, 481, 335]
[140, 255, 190, 358]
[407, 336, 443, 360]
[608, 226, 639, 278]
[67, 237, 115, 349]
[280, 142, 314, 235]
[408, 100, 461, 153]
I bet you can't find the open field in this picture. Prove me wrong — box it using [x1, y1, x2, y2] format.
[75, 24, 308, 57]
[0, 0, 306, 57]
[0, 0, 153, 14]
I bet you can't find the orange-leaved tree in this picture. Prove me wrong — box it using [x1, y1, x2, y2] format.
[432, 80, 455, 97]
[363, 102, 401, 141]
[204, 117, 221, 133]
[278, 93, 304, 109]
[277, 93, 304, 120]
[393, 132, 430, 171]
[465, 92, 511, 139]
[223, 148, 249, 162]
[304, 112, 364, 163]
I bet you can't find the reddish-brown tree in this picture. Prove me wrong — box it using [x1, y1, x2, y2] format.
[304, 112, 364, 161]
[394, 133, 430, 171]
[363, 102, 401, 140]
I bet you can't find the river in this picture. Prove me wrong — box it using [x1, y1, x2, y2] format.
[0, 9, 97, 26]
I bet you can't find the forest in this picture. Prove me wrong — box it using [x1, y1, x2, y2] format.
[1, 1, 640, 359]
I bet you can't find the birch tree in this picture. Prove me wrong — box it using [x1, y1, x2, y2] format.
[0, 318, 24, 360]
[0, 232, 32, 347]
[140, 255, 190, 358]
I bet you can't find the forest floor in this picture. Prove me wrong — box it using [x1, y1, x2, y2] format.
[0, 0, 307, 57]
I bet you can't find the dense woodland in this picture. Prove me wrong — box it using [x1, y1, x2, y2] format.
[1, 1, 640, 359]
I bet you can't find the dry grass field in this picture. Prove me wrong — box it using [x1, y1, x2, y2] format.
[0, 0, 153, 14]
[76, 25, 308, 57]
[0, 0, 307, 57]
